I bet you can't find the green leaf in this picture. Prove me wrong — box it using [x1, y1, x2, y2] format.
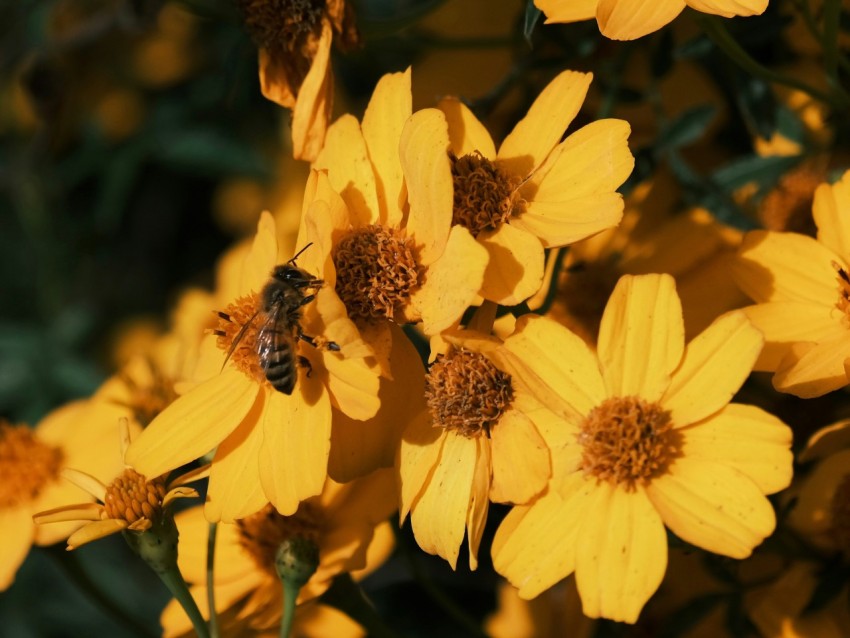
[656, 105, 716, 152]
[152, 129, 267, 176]
[523, 0, 542, 46]
[712, 154, 802, 192]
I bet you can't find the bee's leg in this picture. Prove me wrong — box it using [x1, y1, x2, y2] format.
[297, 356, 313, 378]
[297, 294, 315, 307]
[298, 333, 340, 352]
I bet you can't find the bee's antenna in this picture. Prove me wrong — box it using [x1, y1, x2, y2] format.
[288, 243, 314, 265]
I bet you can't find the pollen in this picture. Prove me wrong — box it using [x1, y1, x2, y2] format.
[451, 152, 522, 237]
[833, 262, 850, 324]
[237, 502, 322, 577]
[333, 224, 422, 324]
[236, 0, 325, 54]
[103, 468, 167, 529]
[829, 473, 850, 557]
[0, 422, 64, 508]
[426, 349, 513, 438]
[578, 396, 680, 489]
[757, 164, 823, 235]
[214, 293, 268, 385]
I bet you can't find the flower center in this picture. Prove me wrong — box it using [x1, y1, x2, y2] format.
[757, 165, 822, 235]
[829, 473, 850, 557]
[333, 224, 422, 324]
[425, 349, 513, 438]
[578, 396, 680, 489]
[450, 152, 522, 237]
[0, 422, 64, 508]
[238, 503, 322, 576]
[116, 361, 179, 427]
[553, 256, 622, 345]
[103, 468, 167, 526]
[236, 0, 326, 54]
[833, 262, 850, 324]
[214, 293, 268, 385]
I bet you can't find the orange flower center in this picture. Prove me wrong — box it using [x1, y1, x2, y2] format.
[236, 0, 325, 54]
[757, 164, 822, 235]
[103, 468, 167, 526]
[578, 396, 680, 489]
[553, 256, 622, 345]
[425, 349, 513, 438]
[833, 262, 850, 323]
[115, 360, 179, 427]
[214, 293, 269, 385]
[333, 224, 422, 324]
[451, 152, 522, 237]
[238, 503, 323, 576]
[0, 423, 63, 508]
[830, 473, 850, 557]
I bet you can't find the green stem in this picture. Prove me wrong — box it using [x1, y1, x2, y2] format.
[279, 581, 298, 638]
[207, 522, 220, 638]
[42, 545, 155, 638]
[319, 574, 400, 638]
[697, 14, 848, 107]
[274, 537, 319, 638]
[122, 518, 210, 638]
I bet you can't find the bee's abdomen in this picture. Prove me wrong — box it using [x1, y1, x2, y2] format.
[262, 341, 296, 395]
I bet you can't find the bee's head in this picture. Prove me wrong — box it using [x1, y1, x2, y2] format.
[271, 264, 317, 289]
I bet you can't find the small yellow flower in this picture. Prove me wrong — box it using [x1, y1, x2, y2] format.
[492, 273, 793, 623]
[238, 0, 357, 160]
[125, 211, 381, 521]
[535, 0, 768, 41]
[0, 403, 126, 590]
[159, 469, 396, 637]
[438, 70, 633, 305]
[398, 322, 561, 570]
[734, 169, 850, 397]
[32, 418, 202, 550]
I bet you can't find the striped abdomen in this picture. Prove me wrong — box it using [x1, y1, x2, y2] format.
[260, 332, 297, 394]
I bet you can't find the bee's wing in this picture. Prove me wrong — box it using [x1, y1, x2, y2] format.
[256, 305, 284, 371]
[221, 309, 261, 371]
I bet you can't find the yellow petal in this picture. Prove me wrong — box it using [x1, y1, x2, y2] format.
[490, 408, 550, 504]
[61, 469, 107, 502]
[800, 419, 850, 462]
[598, 273, 684, 402]
[401, 108, 453, 265]
[597, 0, 685, 40]
[258, 380, 331, 515]
[324, 468, 398, 528]
[410, 431, 478, 569]
[467, 437, 491, 571]
[322, 352, 381, 422]
[575, 484, 666, 623]
[300, 175, 353, 284]
[312, 115, 379, 226]
[813, 170, 850, 260]
[174, 507, 252, 585]
[410, 225, 488, 335]
[527, 119, 633, 204]
[685, 0, 767, 17]
[398, 413, 445, 522]
[290, 19, 332, 162]
[0, 506, 34, 591]
[501, 314, 605, 421]
[773, 335, 850, 398]
[788, 449, 850, 539]
[536, 0, 596, 23]
[512, 193, 624, 248]
[31, 481, 97, 546]
[646, 459, 776, 559]
[204, 412, 268, 523]
[663, 311, 762, 426]
[492, 473, 592, 599]
[681, 404, 792, 495]
[67, 518, 129, 550]
[498, 71, 592, 178]
[241, 211, 279, 295]
[477, 224, 545, 305]
[743, 301, 843, 371]
[258, 50, 295, 108]
[361, 68, 411, 226]
[126, 369, 260, 480]
[734, 230, 840, 304]
[437, 97, 497, 159]
[162, 487, 198, 509]
[33, 502, 102, 525]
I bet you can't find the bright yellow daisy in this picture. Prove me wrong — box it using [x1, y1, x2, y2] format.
[734, 169, 850, 398]
[160, 469, 396, 637]
[438, 70, 633, 305]
[398, 320, 562, 570]
[486, 578, 596, 638]
[535, 0, 768, 41]
[0, 402, 126, 589]
[492, 273, 793, 623]
[125, 211, 381, 521]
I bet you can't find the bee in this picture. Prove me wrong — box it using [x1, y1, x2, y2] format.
[221, 244, 340, 394]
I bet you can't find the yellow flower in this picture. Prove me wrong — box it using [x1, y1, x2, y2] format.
[535, 0, 768, 41]
[238, 0, 357, 160]
[492, 273, 793, 623]
[125, 211, 380, 521]
[734, 169, 850, 398]
[0, 403, 126, 589]
[312, 69, 489, 339]
[160, 469, 396, 637]
[32, 418, 202, 550]
[438, 70, 633, 305]
[398, 323, 561, 570]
